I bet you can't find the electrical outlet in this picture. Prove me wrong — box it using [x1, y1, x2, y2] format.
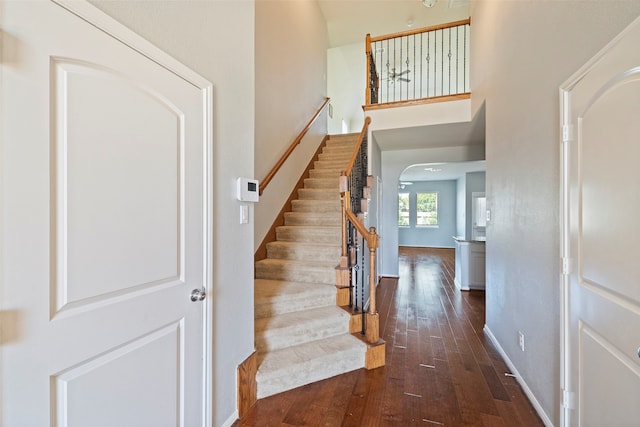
[518, 331, 525, 352]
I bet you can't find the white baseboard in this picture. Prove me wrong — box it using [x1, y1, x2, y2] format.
[454, 276, 468, 290]
[483, 325, 555, 427]
[398, 245, 456, 249]
[220, 410, 239, 427]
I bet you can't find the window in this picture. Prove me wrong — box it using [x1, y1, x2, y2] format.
[416, 192, 438, 226]
[398, 193, 409, 226]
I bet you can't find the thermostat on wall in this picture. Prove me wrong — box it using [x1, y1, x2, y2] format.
[237, 177, 259, 202]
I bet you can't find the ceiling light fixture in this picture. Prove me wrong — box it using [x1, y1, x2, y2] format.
[422, 0, 437, 7]
[399, 181, 414, 190]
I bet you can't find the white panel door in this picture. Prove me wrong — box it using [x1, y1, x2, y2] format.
[562, 16, 640, 427]
[0, 1, 211, 426]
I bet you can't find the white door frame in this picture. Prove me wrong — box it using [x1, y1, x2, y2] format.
[560, 15, 640, 427]
[52, 1, 214, 424]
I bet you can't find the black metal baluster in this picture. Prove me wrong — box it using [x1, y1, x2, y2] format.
[456, 25, 459, 94]
[386, 39, 390, 103]
[393, 37, 397, 102]
[432, 31, 435, 97]
[440, 29, 444, 97]
[404, 36, 409, 101]
[426, 32, 430, 98]
[448, 27, 452, 96]
[374, 42, 378, 103]
[369, 49, 378, 104]
[420, 33, 423, 99]
[413, 34, 416, 100]
[353, 236, 360, 313]
[464, 24, 467, 92]
[360, 232, 366, 335]
[373, 42, 382, 104]
[399, 36, 403, 101]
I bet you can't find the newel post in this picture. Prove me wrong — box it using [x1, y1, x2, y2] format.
[365, 226, 380, 344]
[335, 179, 351, 306]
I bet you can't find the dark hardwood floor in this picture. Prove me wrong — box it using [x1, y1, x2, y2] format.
[235, 247, 544, 426]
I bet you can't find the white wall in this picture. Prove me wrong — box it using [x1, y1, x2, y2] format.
[89, 1, 255, 425]
[368, 98, 471, 133]
[380, 144, 485, 277]
[254, 0, 329, 249]
[327, 42, 365, 134]
[367, 135, 383, 279]
[471, 1, 640, 424]
[456, 176, 466, 238]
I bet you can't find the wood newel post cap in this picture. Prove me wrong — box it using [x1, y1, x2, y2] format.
[339, 174, 348, 194]
[368, 227, 378, 250]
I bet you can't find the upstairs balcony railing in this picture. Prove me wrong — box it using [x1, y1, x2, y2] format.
[365, 18, 471, 108]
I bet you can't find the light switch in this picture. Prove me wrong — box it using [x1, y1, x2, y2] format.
[240, 204, 249, 224]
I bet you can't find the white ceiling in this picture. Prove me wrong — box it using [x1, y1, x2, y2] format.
[373, 105, 485, 151]
[382, 110, 485, 181]
[317, 0, 470, 48]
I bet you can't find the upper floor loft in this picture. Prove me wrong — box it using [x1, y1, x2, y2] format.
[327, 17, 481, 153]
[365, 18, 471, 109]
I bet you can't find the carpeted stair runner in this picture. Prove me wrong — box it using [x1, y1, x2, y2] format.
[254, 134, 366, 399]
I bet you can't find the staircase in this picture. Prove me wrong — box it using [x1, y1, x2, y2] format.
[254, 133, 366, 399]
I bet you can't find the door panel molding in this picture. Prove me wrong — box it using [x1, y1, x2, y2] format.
[52, 321, 185, 427]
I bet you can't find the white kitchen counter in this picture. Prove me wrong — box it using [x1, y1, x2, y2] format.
[453, 236, 486, 291]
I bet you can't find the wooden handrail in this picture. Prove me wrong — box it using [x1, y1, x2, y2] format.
[344, 116, 371, 177]
[345, 208, 378, 251]
[259, 97, 330, 195]
[369, 18, 471, 43]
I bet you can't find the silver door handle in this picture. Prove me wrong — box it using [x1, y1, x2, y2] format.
[190, 288, 206, 302]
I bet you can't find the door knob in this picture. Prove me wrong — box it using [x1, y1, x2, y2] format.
[190, 288, 206, 302]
